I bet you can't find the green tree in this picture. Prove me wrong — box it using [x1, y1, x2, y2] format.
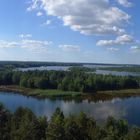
[10, 107, 44, 140]
[0, 103, 11, 140]
[46, 108, 65, 140]
[64, 116, 81, 140]
[124, 126, 140, 140]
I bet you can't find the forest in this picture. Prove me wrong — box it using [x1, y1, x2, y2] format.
[0, 68, 140, 93]
[0, 103, 140, 140]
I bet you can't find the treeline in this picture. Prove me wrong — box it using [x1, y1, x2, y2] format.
[100, 66, 140, 73]
[0, 70, 140, 92]
[0, 61, 82, 69]
[0, 103, 140, 140]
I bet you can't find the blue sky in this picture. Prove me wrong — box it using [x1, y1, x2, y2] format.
[0, 0, 139, 64]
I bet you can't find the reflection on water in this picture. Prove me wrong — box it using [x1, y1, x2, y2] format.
[0, 92, 140, 126]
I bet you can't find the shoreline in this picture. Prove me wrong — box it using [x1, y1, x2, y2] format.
[0, 85, 140, 100]
[0, 85, 83, 99]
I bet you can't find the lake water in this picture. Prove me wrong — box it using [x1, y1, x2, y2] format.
[16, 66, 140, 77]
[17, 66, 70, 71]
[95, 70, 140, 77]
[0, 91, 140, 126]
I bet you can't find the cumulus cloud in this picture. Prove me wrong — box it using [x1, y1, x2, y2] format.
[130, 46, 140, 53]
[0, 38, 52, 53]
[21, 39, 52, 53]
[59, 44, 80, 52]
[117, 0, 133, 7]
[96, 34, 135, 46]
[27, 0, 131, 36]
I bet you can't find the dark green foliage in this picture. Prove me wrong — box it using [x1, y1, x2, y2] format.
[64, 116, 82, 140]
[104, 117, 128, 140]
[0, 103, 11, 140]
[20, 76, 28, 87]
[11, 108, 41, 140]
[122, 77, 139, 89]
[10, 107, 47, 140]
[46, 108, 65, 140]
[124, 126, 140, 140]
[34, 78, 49, 89]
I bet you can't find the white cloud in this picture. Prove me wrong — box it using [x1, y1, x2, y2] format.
[21, 39, 52, 53]
[117, 0, 133, 7]
[59, 44, 80, 52]
[42, 20, 52, 26]
[27, 0, 130, 36]
[27, 0, 41, 11]
[96, 34, 135, 46]
[107, 47, 119, 52]
[0, 38, 52, 53]
[130, 46, 140, 53]
[0, 40, 19, 48]
[19, 34, 32, 38]
[37, 11, 43, 16]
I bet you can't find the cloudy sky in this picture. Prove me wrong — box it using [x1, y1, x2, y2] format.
[0, 0, 139, 64]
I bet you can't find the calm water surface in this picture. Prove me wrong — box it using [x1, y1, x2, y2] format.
[0, 92, 140, 126]
[95, 70, 140, 77]
[17, 66, 70, 71]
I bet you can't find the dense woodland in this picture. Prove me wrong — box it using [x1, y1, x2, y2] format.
[0, 103, 140, 140]
[0, 68, 140, 93]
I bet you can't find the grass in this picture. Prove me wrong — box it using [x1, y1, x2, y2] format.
[0, 85, 82, 98]
[29, 89, 82, 98]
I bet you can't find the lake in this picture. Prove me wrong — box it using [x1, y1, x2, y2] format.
[0, 91, 140, 126]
